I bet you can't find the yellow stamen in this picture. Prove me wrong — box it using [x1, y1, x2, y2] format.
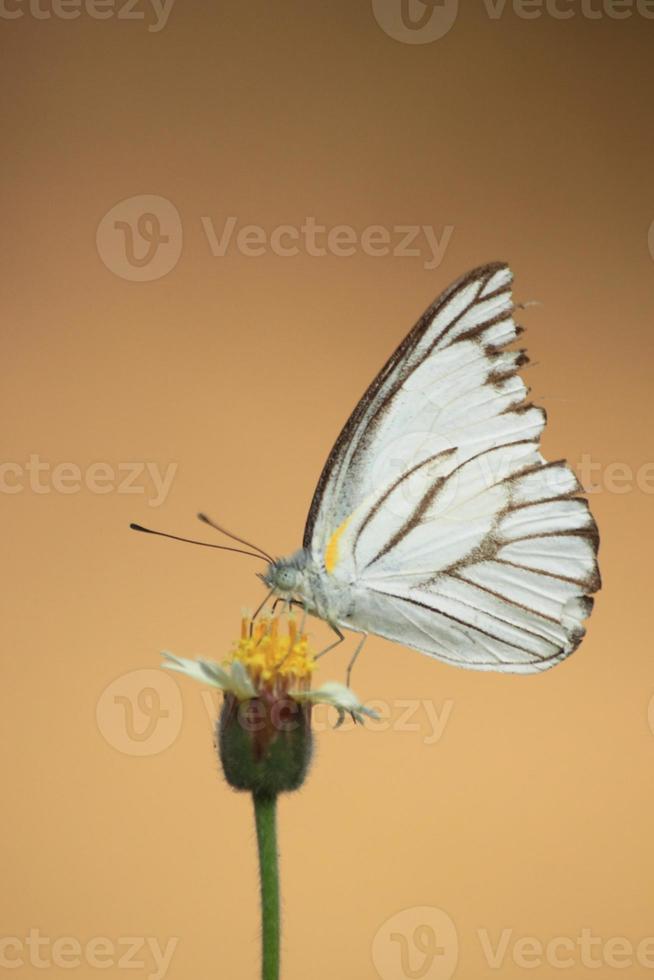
[228, 612, 316, 694]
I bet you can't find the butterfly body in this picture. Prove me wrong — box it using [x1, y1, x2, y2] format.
[263, 262, 600, 674]
[263, 552, 356, 627]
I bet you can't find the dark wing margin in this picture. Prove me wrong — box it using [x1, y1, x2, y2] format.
[302, 261, 511, 548]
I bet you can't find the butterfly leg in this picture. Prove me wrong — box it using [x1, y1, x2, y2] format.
[275, 601, 309, 670]
[273, 598, 308, 640]
[249, 588, 275, 635]
[315, 623, 345, 660]
[296, 602, 307, 635]
[345, 632, 368, 688]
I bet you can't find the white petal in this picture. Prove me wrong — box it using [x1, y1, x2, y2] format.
[161, 652, 230, 689]
[228, 660, 257, 700]
[161, 652, 258, 700]
[292, 681, 379, 726]
[161, 651, 227, 688]
[198, 659, 234, 688]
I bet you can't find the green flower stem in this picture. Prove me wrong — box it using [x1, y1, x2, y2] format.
[253, 792, 280, 980]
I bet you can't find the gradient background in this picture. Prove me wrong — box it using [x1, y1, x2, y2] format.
[2, 2, 654, 978]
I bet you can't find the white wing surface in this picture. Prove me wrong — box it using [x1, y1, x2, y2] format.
[303, 263, 600, 672]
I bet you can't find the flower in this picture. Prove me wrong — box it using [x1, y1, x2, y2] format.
[162, 612, 377, 794]
[163, 612, 377, 723]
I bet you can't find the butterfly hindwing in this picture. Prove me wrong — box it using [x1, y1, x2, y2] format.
[303, 263, 599, 673]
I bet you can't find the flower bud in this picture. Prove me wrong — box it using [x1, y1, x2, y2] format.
[162, 612, 378, 796]
[218, 691, 313, 795]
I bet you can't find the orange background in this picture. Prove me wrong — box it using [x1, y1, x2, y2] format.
[2, 3, 653, 978]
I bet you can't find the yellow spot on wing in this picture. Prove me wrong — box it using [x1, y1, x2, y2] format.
[325, 516, 351, 574]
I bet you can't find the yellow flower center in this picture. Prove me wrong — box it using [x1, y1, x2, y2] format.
[230, 614, 316, 694]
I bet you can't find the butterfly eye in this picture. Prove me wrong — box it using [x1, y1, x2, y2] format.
[276, 567, 298, 591]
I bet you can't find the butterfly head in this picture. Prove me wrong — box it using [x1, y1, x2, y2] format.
[260, 550, 308, 596]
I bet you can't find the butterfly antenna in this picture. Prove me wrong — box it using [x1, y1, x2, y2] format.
[129, 523, 270, 563]
[197, 512, 274, 564]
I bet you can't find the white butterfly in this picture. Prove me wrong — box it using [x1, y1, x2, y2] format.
[261, 262, 600, 676]
[132, 262, 600, 677]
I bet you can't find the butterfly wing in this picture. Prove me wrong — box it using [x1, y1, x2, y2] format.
[303, 262, 600, 673]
